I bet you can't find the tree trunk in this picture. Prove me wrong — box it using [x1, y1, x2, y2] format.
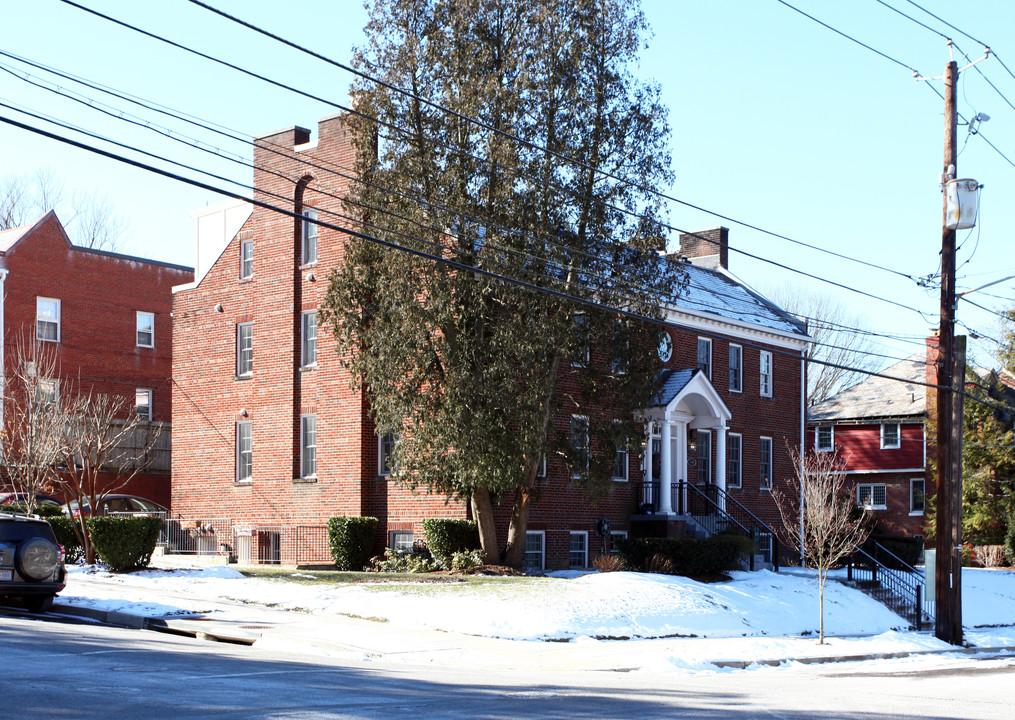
[471, 486, 501, 565]
[818, 574, 826, 644]
[503, 486, 532, 568]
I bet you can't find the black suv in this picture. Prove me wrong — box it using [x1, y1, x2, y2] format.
[0, 512, 66, 612]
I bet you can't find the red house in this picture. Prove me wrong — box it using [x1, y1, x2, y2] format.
[171, 115, 811, 568]
[0, 211, 193, 507]
[807, 353, 930, 539]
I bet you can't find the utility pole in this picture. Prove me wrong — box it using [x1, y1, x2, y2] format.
[935, 58, 964, 647]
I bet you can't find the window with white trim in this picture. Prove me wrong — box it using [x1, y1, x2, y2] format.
[881, 422, 900, 449]
[910, 478, 926, 515]
[697, 337, 712, 379]
[301, 311, 317, 367]
[816, 425, 834, 452]
[729, 344, 742, 392]
[37, 379, 58, 405]
[301, 208, 318, 265]
[612, 439, 629, 481]
[135, 389, 152, 420]
[569, 531, 588, 569]
[857, 483, 887, 510]
[300, 414, 317, 479]
[36, 297, 60, 343]
[236, 421, 253, 483]
[379, 432, 398, 476]
[727, 433, 742, 488]
[760, 351, 773, 397]
[609, 530, 628, 554]
[236, 323, 253, 377]
[240, 238, 253, 279]
[136, 311, 154, 348]
[570, 415, 589, 478]
[524, 530, 545, 570]
[696, 430, 711, 484]
[390, 531, 414, 553]
[760, 436, 773, 490]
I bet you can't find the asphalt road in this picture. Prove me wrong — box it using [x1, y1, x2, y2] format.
[1, 611, 1013, 719]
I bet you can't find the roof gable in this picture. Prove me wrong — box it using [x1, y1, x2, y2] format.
[808, 353, 927, 423]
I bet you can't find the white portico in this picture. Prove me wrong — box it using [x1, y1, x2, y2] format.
[641, 368, 732, 516]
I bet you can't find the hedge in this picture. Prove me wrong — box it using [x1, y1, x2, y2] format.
[422, 518, 480, 568]
[87, 516, 162, 572]
[614, 535, 746, 576]
[48, 515, 85, 564]
[327, 516, 378, 570]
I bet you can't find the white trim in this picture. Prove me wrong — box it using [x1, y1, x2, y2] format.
[856, 482, 887, 511]
[880, 422, 901, 449]
[136, 311, 155, 348]
[841, 467, 927, 475]
[726, 432, 742, 488]
[759, 436, 773, 490]
[661, 306, 810, 351]
[524, 530, 545, 571]
[909, 477, 926, 515]
[301, 207, 319, 265]
[378, 432, 397, 476]
[697, 336, 712, 380]
[36, 297, 60, 343]
[236, 322, 254, 377]
[759, 350, 773, 397]
[815, 425, 834, 452]
[569, 530, 589, 569]
[300, 414, 317, 479]
[135, 388, 153, 421]
[728, 343, 743, 393]
[236, 421, 253, 483]
[301, 310, 318, 367]
[239, 237, 254, 279]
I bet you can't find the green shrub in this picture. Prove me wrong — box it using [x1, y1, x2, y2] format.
[422, 518, 480, 569]
[1005, 517, 1015, 566]
[48, 516, 85, 564]
[614, 536, 745, 576]
[87, 516, 162, 572]
[327, 516, 378, 570]
[450, 549, 485, 571]
[370, 548, 441, 573]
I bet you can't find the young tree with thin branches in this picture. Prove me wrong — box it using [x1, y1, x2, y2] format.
[774, 447, 874, 643]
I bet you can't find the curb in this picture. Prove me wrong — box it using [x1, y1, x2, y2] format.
[712, 645, 1015, 669]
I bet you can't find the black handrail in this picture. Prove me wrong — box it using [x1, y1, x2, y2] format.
[848, 545, 934, 630]
[679, 482, 781, 570]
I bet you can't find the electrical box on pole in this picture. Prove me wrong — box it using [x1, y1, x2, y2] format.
[944, 179, 980, 229]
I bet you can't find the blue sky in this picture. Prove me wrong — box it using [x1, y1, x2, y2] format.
[2, 0, 1014, 367]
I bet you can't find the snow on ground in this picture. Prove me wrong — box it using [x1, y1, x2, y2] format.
[60, 563, 1015, 645]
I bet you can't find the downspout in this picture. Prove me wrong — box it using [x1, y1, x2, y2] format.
[799, 347, 806, 562]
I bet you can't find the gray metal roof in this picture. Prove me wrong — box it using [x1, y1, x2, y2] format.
[654, 368, 698, 407]
[807, 353, 927, 423]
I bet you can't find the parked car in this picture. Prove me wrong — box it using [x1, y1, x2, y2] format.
[0, 512, 67, 612]
[63, 495, 168, 518]
[0, 493, 64, 510]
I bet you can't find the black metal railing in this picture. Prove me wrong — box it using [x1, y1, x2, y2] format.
[847, 542, 934, 630]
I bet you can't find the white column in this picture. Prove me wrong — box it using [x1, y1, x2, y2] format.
[659, 419, 673, 514]
[644, 420, 654, 507]
[715, 422, 728, 512]
[675, 419, 688, 514]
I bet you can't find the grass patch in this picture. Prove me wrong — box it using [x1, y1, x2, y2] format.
[238, 566, 540, 588]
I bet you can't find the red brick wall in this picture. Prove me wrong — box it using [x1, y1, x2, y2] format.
[2, 213, 192, 507]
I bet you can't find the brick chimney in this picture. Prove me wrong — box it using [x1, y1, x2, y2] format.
[678, 227, 729, 270]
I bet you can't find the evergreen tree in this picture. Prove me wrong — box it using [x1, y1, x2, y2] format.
[322, 0, 683, 565]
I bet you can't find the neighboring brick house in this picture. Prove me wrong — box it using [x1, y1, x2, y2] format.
[0, 211, 193, 507]
[171, 115, 811, 569]
[807, 353, 930, 539]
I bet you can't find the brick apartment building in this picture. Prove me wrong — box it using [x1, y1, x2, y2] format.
[0, 211, 193, 506]
[171, 115, 811, 569]
[807, 351, 931, 539]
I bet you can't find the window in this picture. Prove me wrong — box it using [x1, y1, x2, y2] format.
[236, 422, 253, 483]
[536, 454, 547, 479]
[612, 440, 629, 481]
[136, 311, 154, 348]
[37, 379, 58, 405]
[570, 313, 589, 367]
[609, 530, 628, 554]
[881, 422, 901, 449]
[857, 483, 887, 510]
[610, 320, 629, 375]
[910, 478, 926, 515]
[760, 351, 773, 397]
[524, 530, 545, 570]
[760, 436, 773, 490]
[379, 432, 398, 476]
[300, 415, 317, 479]
[301, 311, 318, 367]
[390, 531, 413, 553]
[816, 426, 834, 452]
[36, 297, 60, 343]
[727, 433, 742, 488]
[697, 337, 712, 379]
[240, 238, 254, 279]
[135, 389, 152, 420]
[729, 344, 742, 392]
[570, 415, 589, 478]
[302, 208, 318, 265]
[569, 531, 588, 569]
[236, 323, 253, 377]
[696, 430, 711, 484]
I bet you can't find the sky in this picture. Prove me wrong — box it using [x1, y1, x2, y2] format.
[62, 561, 1015, 670]
[2, 0, 1015, 368]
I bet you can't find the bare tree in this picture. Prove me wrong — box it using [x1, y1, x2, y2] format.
[774, 447, 874, 643]
[56, 391, 162, 562]
[0, 170, 127, 251]
[765, 286, 883, 405]
[0, 335, 68, 513]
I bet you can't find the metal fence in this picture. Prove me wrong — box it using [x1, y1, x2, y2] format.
[153, 517, 332, 566]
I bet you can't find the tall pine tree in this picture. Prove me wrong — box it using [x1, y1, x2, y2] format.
[322, 0, 684, 565]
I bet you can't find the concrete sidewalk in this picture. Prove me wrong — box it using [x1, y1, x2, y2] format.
[49, 569, 1015, 672]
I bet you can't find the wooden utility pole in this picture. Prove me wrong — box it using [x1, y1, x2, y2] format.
[935, 59, 964, 646]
